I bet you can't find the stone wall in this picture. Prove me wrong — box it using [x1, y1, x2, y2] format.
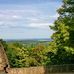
[0, 42, 9, 71]
[7, 64, 74, 74]
[8, 66, 74, 74]
[8, 67, 44, 74]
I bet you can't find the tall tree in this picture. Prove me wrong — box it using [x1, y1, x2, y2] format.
[48, 0, 74, 64]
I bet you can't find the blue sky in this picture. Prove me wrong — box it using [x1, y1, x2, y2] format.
[0, 0, 62, 39]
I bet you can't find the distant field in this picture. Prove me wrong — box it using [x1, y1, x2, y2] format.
[6, 38, 51, 50]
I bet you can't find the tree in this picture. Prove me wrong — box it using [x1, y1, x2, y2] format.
[6, 42, 49, 67]
[48, 0, 74, 64]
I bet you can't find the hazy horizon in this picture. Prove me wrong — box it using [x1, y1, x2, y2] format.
[3, 38, 51, 40]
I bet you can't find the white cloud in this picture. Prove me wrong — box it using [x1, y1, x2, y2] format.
[12, 15, 20, 19]
[0, 5, 57, 29]
[49, 14, 59, 18]
[29, 23, 48, 28]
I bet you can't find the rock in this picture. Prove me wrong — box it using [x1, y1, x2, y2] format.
[0, 42, 9, 73]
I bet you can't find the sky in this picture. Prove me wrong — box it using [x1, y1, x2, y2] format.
[0, 0, 62, 39]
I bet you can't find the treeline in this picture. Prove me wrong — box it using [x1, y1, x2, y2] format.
[3, 41, 50, 67]
[48, 0, 74, 64]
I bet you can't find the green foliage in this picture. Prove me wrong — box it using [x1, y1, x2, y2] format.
[49, 0, 74, 64]
[5, 41, 50, 67]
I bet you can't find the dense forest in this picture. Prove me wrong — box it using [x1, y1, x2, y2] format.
[0, 0, 74, 68]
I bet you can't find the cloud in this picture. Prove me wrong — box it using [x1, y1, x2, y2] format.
[49, 14, 59, 18]
[28, 23, 49, 28]
[0, 2, 59, 30]
[0, 0, 62, 39]
[0, 8, 57, 29]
